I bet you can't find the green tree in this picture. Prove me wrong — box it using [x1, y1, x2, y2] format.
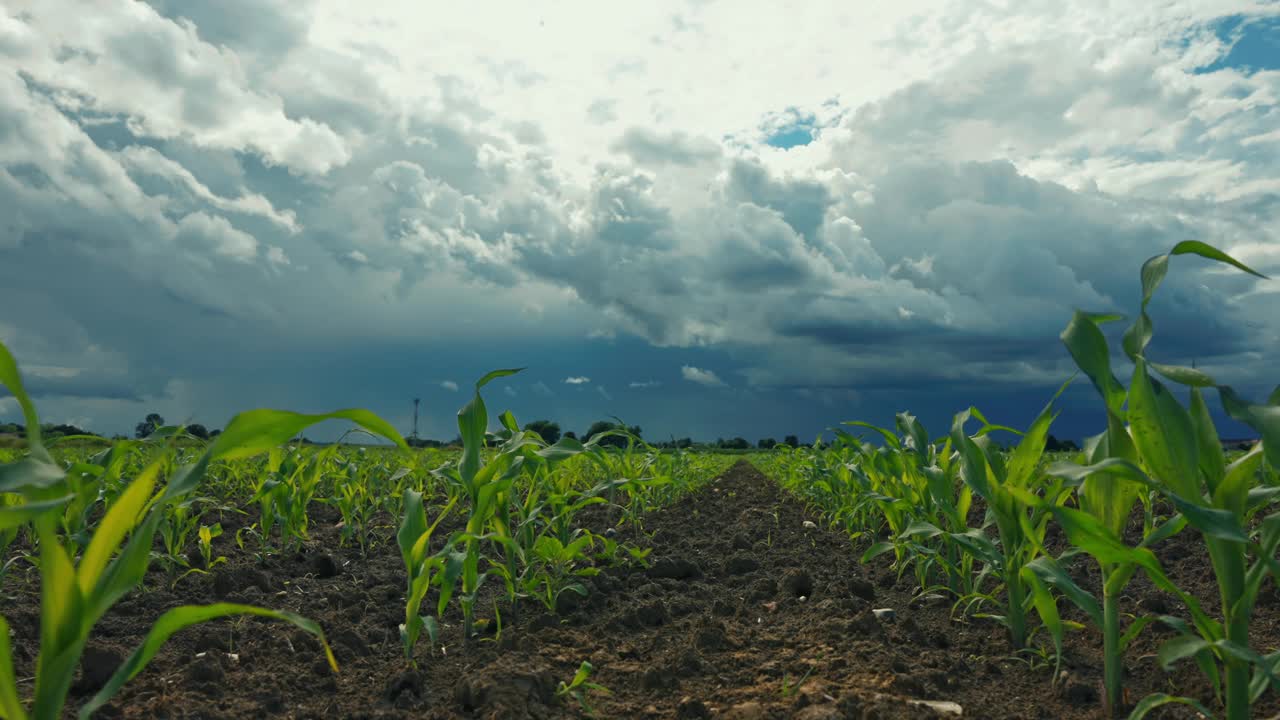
[585, 421, 641, 448]
[525, 419, 561, 445]
[757, 437, 777, 449]
[186, 423, 210, 440]
[783, 434, 799, 447]
[134, 412, 165, 439]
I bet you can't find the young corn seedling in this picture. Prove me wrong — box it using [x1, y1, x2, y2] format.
[846, 415, 981, 600]
[1045, 241, 1277, 720]
[524, 532, 598, 613]
[428, 369, 598, 640]
[0, 340, 407, 720]
[156, 497, 205, 575]
[948, 384, 1073, 650]
[172, 523, 228, 587]
[396, 486, 456, 662]
[556, 660, 610, 715]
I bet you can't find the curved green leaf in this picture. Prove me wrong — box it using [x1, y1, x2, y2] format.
[1126, 692, 1215, 720]
[210, 408, 407, 461]
[79, 603, 337, 720]
[0, 341, 47, 458]
[1128, 359, 1199, 498]
[1170, 240, 1267, 279]
[0, 615, 25, 720]
[1025, 556, 1102, 626]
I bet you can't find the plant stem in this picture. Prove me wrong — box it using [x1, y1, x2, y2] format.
[1102, 583, 1122, 718]
[1220, 548, 1250, 720]
[1007, 565, 1027, 648]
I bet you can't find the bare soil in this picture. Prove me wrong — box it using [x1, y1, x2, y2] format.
[3, 461, 1278, 718]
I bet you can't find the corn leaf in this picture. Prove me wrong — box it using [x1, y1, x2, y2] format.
[1215, 445, 1264, 519]
[1127, 358, 1199, 498]
[79, 603, 338, 720]
[77, 463, 158, 595]
[210, 408, 407, 461]
[0, 495, 73, 532]
[1170, 240, 1268, 279]
[1022, 567, 1065, 676]
[0, 341, 48, 459]
[842, 421, 901, 449]
[1217, 386, 1280, 470]
[1060, 311, 1127, 417]
[87, 511, 165, 624]
[397, 489, 428, 571]
[1024, 556, 1102, 626]
[1127, 693, 1216, 720]
[1157, 635, 1212, 670]
[1189, 388, 1226, 496]
[0, 615, 26, 720]
[1005, 392, 1061, 490]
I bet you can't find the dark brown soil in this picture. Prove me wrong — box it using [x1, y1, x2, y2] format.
[3, 461, 1278, 719]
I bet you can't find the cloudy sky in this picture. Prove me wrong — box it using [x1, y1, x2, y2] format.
[1, 1, 1278, 443]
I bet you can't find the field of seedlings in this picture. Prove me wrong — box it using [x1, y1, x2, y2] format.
[1, 241, 1278, 720]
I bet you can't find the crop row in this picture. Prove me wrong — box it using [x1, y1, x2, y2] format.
[0, 357, 733, 719]
[756, 241, 1280, 719]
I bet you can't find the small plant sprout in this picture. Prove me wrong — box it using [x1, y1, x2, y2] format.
[556, 660, 610, 715]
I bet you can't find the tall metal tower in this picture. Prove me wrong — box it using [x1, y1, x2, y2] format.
[411, 398, 420, 441]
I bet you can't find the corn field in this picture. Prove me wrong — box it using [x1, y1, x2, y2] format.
[1, 241, 1277, 719]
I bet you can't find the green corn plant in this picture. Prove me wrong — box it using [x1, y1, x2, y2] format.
[1043, 241, 1277, 720]
[845, 414, 982, 600]
[0, 340, 408, 720]
[556, 660, 610, 715]
[523, 532, 598, 613]
[334, 462, 408, 555]
[1025, 304, 1219, 716]
[429, 369, 600, 640]
[173, 523, 228, 586]
[396, 487, 456, 662]
[156, 497, 205, 574]
[250, 445, 331, 553]
[948, 383, 1074, 650]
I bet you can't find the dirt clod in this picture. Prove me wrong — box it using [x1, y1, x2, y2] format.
[676, 696, 711, 718]
[384, 669, 423, 704]
[782, 568, 814, 598]
[310, 552, 340, 578]
[725, 552, 760, 574]
[725, 700, 767, 719]
[631, 599, 669, 627]
[72, 646, 122, 696]
[187, 653, 226, 685]
[648, 557, 702, 580]
[1063, 679, 1099, 706]
[847, 576, 876, 601]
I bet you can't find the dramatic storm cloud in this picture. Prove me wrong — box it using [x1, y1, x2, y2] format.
[1, 0, 1278, 442]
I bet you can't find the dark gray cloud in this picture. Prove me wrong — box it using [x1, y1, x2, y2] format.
[610, 128, 721, 166]
[1, 1, 1276, 444]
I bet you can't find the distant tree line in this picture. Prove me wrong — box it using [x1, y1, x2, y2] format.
[1, 412, 1109, 452]
[0, 422, 100, 439]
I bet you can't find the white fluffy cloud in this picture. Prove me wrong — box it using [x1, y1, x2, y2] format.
[564, 376, 590, 385]
[682, 366, 726, 387]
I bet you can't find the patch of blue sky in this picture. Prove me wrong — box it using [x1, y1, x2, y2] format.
[1194, 13, 1280, 74]
[760, 106, 824, 149]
